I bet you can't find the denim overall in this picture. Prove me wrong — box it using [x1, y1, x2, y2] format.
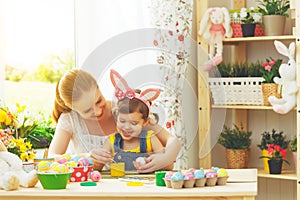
[113, 130, 149, 171]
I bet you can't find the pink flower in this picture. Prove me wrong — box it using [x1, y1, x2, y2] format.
[269, 60, 276, 66]
[264, 65, 272, 71]
[261, 61, 268, 67]
[153, 40, 158, 46]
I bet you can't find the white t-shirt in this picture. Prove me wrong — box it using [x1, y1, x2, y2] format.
[56, 111, 108, 154]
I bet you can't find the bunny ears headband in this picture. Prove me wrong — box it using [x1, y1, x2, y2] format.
[110, 69, 160, 109]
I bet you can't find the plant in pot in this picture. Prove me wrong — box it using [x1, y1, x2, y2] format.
[290, 135, 297, 171]
[218, 124, 252, 169]
[257, 129, 289, 172]
[259, 57, 282, 106]
[256, 0, 290, 36]
[231, 7, 261, 37]
[259, 144, 290, 174]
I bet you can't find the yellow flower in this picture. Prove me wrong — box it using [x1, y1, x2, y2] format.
[16, 103, 26, 113]
[19, 144, 27, 153]
[28, 152, 35, 161]
[20, 152, 29, 162]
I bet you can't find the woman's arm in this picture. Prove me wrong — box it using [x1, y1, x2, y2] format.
[48, 128, 71, 158]
[137, 125, 180, 173]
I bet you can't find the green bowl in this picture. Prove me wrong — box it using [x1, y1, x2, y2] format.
[37, 172, 72, 190]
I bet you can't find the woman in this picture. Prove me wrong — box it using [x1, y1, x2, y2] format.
[48, 69, 180, 173]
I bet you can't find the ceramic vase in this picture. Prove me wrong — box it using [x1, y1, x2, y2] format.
[262, 15, 286, 36]
[268, 159, 282, 174]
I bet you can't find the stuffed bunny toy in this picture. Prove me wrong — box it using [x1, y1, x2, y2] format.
[0, 140, 38, 191]
[268, 40, 298, 114]
[198, 7, 232, 71]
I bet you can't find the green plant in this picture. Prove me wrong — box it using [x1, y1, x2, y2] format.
[27, 119, 55, 149]
[257, 129, 290, 150]
[218, 124, 252, 149]
[256, 0, 290, 17]
[290, 135, 297, 152]
[259, 57, 281, 83]
[213, 61, 262, 77]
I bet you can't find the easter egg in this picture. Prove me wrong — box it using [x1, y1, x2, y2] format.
[37, 161, 51, 172]
[57, 158, 67, 164]
[135, 157, 146, 165]
[70, 155, 81, 163]
[68, 161, 77, 168]
[77, 158, 90, 166]
[90, 170, 101, 182]
[61, 153, 71, 161]
[54, 163, 69, 173]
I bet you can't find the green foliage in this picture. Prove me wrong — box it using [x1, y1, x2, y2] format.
[256, 0, 290, 17]
[290, 135, 297, 152]
[26, 119, 55, 149]
[257, 129, 290, 150]
[35, 51, 74, 83]
[218, 124, 252, 149]
[212, 61, 262, 77]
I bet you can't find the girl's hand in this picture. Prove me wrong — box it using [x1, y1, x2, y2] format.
[89, 148, 112, 165]
[135, 153, 174, 173]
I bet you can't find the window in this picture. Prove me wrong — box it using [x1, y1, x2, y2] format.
[1, 0, 74, 117]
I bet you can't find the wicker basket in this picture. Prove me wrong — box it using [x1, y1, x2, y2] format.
[208, 77, 264, 105]
[261, 83, 282, 106]
[226, 149, 249, 169]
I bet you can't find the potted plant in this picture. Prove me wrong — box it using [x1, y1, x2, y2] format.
[236, 7, 262, 37]
[259, 57, 282, 106]
[259, 144, 290, 174]
[218, 124, 252, 168]
[257, 129, 290, 172]
[256, 0, 290, 36]
[290, 135, 297, 170]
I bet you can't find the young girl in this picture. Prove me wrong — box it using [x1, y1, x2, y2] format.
[94, 69, 174, 171]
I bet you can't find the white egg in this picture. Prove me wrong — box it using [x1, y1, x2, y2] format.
[135, 157, 146, 165]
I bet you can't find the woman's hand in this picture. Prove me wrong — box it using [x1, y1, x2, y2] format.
[89, 148, 112, 165]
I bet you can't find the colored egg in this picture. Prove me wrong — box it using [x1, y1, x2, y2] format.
[194, 169, 205, 178]
[61, 153, 71, 161]
[68, 161, 77, 167]
[171, 171, 184, 181]
[70, 155, 81, 163]
[57, 158, 67, 164]
[54, 163, 69, 173]
[87, 157, 93, 166]
[37, 161, 51, 172]
[90, 171, 101, 182]
[77, 158, 90, 166]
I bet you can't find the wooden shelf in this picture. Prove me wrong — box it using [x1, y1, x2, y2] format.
[257, 168, 297, 181]
[223, 35, 295, 43]
[212, 105, 273, 110]
[212, 105, 297, 110]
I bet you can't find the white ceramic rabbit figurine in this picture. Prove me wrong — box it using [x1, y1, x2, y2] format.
[268, 40, 298, 114]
